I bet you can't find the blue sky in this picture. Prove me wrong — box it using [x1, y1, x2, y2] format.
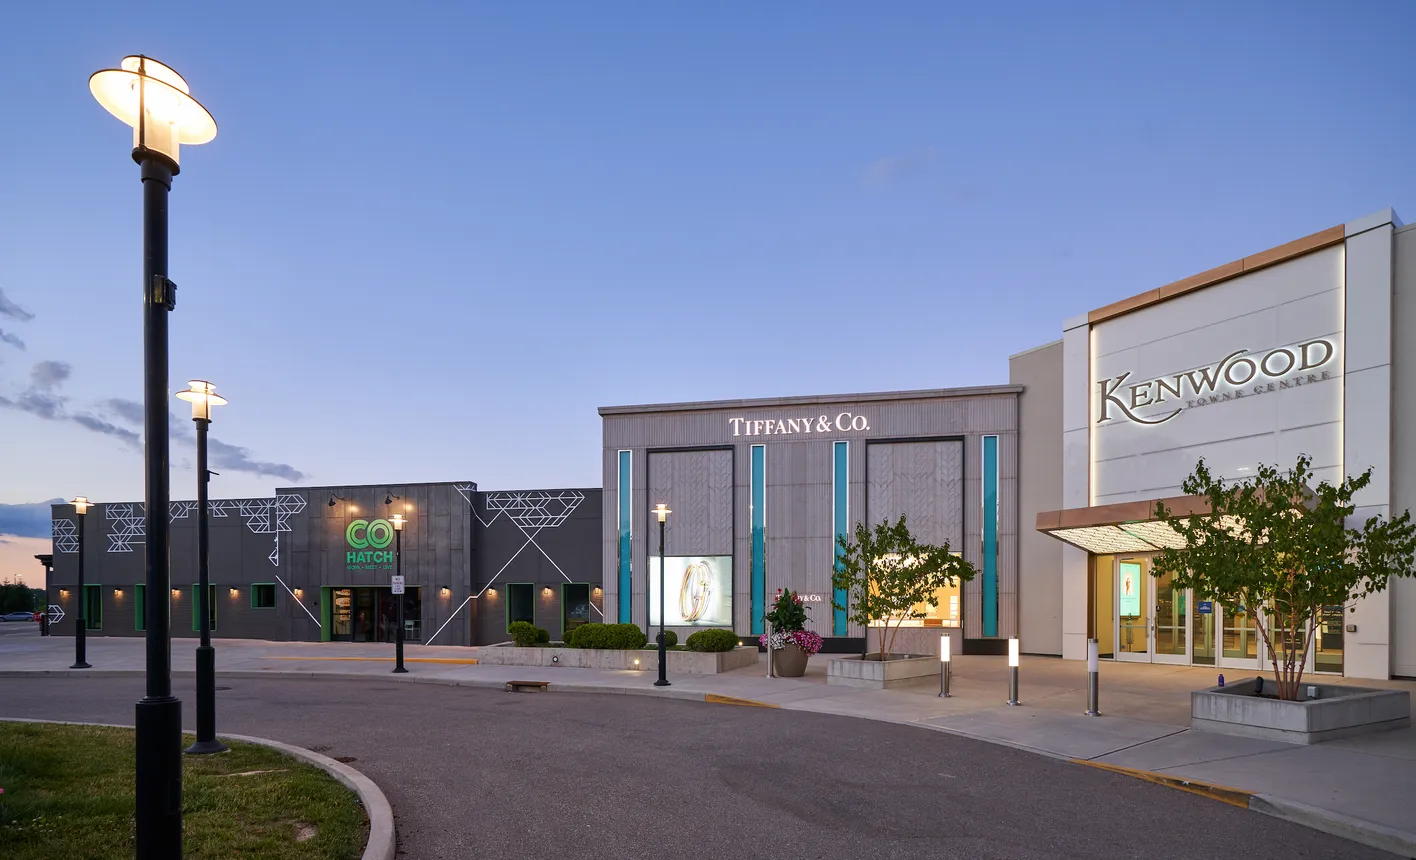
[2, 1, 1414, 561]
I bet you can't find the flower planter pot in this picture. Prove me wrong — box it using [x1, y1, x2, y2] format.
[772, 643, 809, 677]
[827, 653, 936, 689]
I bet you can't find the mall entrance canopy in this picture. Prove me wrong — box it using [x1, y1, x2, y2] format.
[1035, 494, 1212, 554]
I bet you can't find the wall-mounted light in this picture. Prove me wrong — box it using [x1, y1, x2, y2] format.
[114, 588, 124, 597]
[59, 589, 69, 597]
[542, 587, 552, 596]
[229, 588, 238, 597]
[440, 587, 451, 597]
[593, 586, 602, 595]
[486, 588, 497, 597]
[172, 588, 181, 597]
[294, 588, 304, 598]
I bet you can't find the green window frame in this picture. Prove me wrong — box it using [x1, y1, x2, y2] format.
[191, 584, 218, 632]
[134, 583, 146, 631]
[251, 583, 277, 609]
[505, 582, 535, 630]
[82, 584, 102, 630]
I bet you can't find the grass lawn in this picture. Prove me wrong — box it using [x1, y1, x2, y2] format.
[0, 723, 367, 860]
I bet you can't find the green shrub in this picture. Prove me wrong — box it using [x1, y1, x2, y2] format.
[561, 626, 579, 647]
[651, 629, 678, 648]
[685, 629, 741, 652]
[535, 626, 550, 644]
[568, 622, 647, 650]
[508, 620, 543, 647]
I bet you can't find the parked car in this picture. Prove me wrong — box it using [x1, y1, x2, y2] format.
[1, 611, 37, 622]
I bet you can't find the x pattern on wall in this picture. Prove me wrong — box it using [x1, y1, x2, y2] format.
[50, 494, 308, 566]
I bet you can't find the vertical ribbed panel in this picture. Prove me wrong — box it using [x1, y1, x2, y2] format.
[617, 450, 632, 623]
[982, 435, 999, 636]
[763, 440, 834, 634]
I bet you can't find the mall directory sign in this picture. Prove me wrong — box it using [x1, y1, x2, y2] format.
[1119, 561, 1142, 617]
[649, 555, 733, 626]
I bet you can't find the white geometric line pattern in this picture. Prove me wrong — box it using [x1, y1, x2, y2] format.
[52, 518, 78, 554]
[106, 504, 146, 553]
[482, 490, 585, 529]
[170, 501, 197, 522]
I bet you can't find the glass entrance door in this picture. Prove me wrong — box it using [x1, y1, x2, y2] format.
[1152, 565, 1189, 664]
[1217, 605, 1263, 669]
[1115, 558, 1150, 662]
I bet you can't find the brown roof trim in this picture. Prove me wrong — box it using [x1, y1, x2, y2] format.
[1088, 225, 1345, 325]
[1035, 494, 1210, 532]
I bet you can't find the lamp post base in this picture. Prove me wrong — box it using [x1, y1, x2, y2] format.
[135, 695, 184, 860]
[392, 667, 409, 674]
[653, 679, 671, 687]
[186, 646, 227, 755]
[71, 662, 92, 670]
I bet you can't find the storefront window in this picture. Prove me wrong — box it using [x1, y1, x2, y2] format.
[82, 584, 102, 630]
[1315, 605, 1344, 673]
[900, 582, 960, 627]
[563, 583, 591, 634]
[507, 583, 534, 629]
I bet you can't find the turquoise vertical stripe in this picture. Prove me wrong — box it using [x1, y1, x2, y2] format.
[750, 445, 765, 635]
[832, 441, 849, 636]
[617, 450, 632, 623]
[982, 435, 999, 637]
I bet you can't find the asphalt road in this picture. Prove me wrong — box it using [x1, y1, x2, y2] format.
[0, 675, 1393, 860]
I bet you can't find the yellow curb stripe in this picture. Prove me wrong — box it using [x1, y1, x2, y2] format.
[268, 656, 479, 665]
[1072, 759, 1252, 808]
[705, 694, 779, 708]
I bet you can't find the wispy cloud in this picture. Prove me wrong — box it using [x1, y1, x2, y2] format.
[71, 413, 142, 446]
[0, 288, 34, 322]
[862, 147, 936, 189]
[0, 329, 23, 351]
[103, 398, 305, 482]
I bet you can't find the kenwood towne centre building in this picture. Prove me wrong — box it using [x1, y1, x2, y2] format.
[46, 209, 1416, 680]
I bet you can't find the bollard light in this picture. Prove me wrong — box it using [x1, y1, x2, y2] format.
[1085, 638, 1101, 717]
[1006, 637, 1020, 706]
[938, 633, 951, 698]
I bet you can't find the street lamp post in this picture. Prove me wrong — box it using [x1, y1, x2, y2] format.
[70, 497, 91, 670]
[91, 54, 217, 860]
[177, 381, 227, 755]
[652, 504, 671, 687]
[391, 513, 407, 674]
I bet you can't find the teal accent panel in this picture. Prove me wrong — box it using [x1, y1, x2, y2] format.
[982, 435, 999, 637]
[750, 445, 765, 635]
[617, 450, 632, 623]
[832, 440, 849, 636]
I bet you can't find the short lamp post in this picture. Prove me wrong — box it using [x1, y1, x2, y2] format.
[70, 496, 92, 670]
[652, 503, 671, 687]
[1085, 638, 1101, 716]
[938, 632, 951, 698]
[1006, 637, 1021, 706]
[177, 380, 227, 755]
[390, 513, 407, 674]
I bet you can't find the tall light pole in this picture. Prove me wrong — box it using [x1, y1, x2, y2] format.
[70, 497, 91, 670]
[177, 380, 227, 755]
[91, 55, 217, 860]
[390, 512, 408, 673]
[652, 504, 671, 687]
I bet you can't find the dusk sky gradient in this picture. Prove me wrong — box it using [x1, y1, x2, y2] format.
[2, 1, 1415, 578]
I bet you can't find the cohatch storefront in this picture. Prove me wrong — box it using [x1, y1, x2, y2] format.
[1028, 208, 1416, 680]
[600, 387, 1023, 654]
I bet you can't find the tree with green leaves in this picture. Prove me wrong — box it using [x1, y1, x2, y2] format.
[1154, 454, 1416, 701]
[831, 514, 977, 662]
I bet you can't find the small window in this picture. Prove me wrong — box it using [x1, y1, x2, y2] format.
[251, 583, 276, 609]
[82, 584, 102, 630]
[134, 584, 146, 631]
[506, 583, 535, 629]
[191, 584, 217, 632]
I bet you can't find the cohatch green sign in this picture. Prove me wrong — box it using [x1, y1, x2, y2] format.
[347, 518, 395, 570]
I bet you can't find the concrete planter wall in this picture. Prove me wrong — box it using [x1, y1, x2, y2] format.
[477, 644, 759, 675]
[827, 654, 937, 689]
[1192, 679, 1411, 744]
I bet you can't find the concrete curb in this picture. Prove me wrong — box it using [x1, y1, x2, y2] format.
[0, 717, 395, 860]
[1249, 794, 1416, 859]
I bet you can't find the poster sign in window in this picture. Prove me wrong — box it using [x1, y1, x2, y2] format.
[649, 555, 733, 626]
[1197, 600, 1213, 615]
[1118, 562, 1142, 617]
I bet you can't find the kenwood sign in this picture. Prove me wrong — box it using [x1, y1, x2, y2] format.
[1096, 339, 1338, 426]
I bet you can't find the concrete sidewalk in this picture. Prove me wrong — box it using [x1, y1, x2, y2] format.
[5, 630, 1415, 857]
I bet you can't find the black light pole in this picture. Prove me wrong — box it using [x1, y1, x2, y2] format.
[70, 497, 91, 669]
[652, 503, 671, 687]
[391, 513, 408, 673]
[179, 381, 227, 755]
[91, 54, 218, 860]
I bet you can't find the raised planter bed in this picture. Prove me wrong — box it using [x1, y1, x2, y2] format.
[827, 653, 937, 689]
[1192, 679, 1411, 744]
[477, 644, 759, 675]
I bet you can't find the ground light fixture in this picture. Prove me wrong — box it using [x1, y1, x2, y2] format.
[1006, 637, 1020, 706]
[390, 513, 408, 674]
[939, 633, 951, 698]
[652, 503, 671, 687]
[177, 380, 228, 756]
[1085, 638, 1101, 717]
[91, 53, 217, 860]
[69, 497, 92, 670]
